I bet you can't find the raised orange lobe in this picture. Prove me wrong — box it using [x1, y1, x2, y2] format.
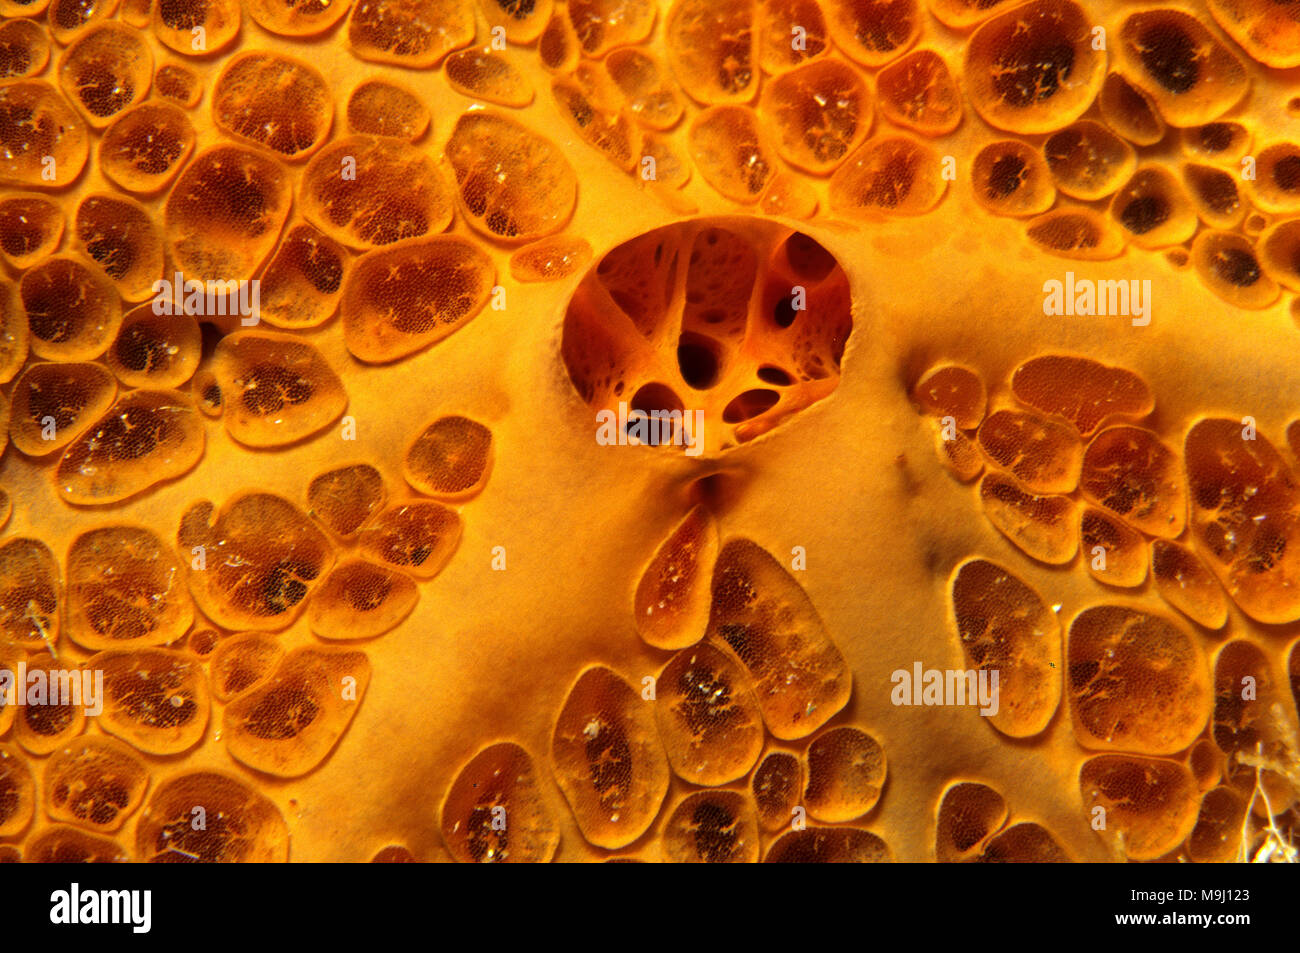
[1184, 418, 1300, 623]
[92, 647, 209, 755]
[306, 463, 387, 539]
[605, 48, 683, 130]
[0, 20, 51, 80]
[635, 506, 718, 650]
[949, 558, 1061, 737]
[550, 665, 670, 849]
[246, 0, 353, 36]
[662, 790, 759, 862]
[164, 145, 292, 285]
[1080, 425, 1186, 537]
[66, 524, 193, 650]
[971, 140, 1056, 216]
[346, 79, 429, 141]
[804, 725, 886, 822]
[403, 416, 493, 501]
[509, 236, 593, 283]
[301, 136, 454, 251]
[20, 255, 122, 362]
[55, 389, 205, 505]
[1044, 121, 1136, 202]
[209, 632, 283, 702]
[445, 112, 577, 244]
[978, 472, 1079, 564]
[341, 236, 495, 364]
[1011, 356, 1153, 437]
[964, 0, 1105, 134]
[105, 305, 200, 390]
[445, 48, 534, 108]
[1115, 9, 1248, 128]
[826, 0, 919, 68]
[9, 361, 117, 457]
[356, 500, 461, 581]
[654, 642, 764, 785]
[935, 782, 1006, 862]
[1108, 166, 1198, 249]
[258, 224, 349, 330]
[1067, 605, 1211, 754]
[152, 0, 241, 56]
[57, 22, 152, 128]
[752, 749, 802, 831]
[136, 770, 288, 862]
[1079, 755, 1199, 860]
[223, 646, 370, 778]
[28, 825, 128, 863]
[1025, 208, 1125, 260]
[977, 408, 1082, 493]
[99, 101, 195, 195]
[1098, 72, 1165, 147]
[72, 193, 164, 302]
[829, 134, 947, 217]
[706, 538, 851, 739]
[0, 193, 63, 270]
[1080, 506, 1148, 588]
[0, 744, 35, 838]
[211, 331, 347, 448]
[153, 62, 200, 107]
[0, 537, 61, 653]
[876, 49, 961, 137]
[179, 492, 335, 631]
[308, 559, 419, 641]
[44, 735, 149, 833]
[1151, 538, 1229, 630]
[666, 0, 758, 105]
[440, 742, 559, 863]
[212, 52, 333, 160]
[0, 81, 89, 188]
[347, 0, 472, 68]
[766, 826, 892, 862]
[761, 59, 872, 175]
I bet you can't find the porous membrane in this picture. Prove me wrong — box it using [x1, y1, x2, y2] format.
[0, 0, 1297, 864]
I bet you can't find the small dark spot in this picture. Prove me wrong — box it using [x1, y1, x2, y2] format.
[1272, 154, 1300, 192]
[986, 154, 1026, 199]
[757, 365, 794, 386]
[1136, 23, 1199, 95]
[772, 297, 797, 328]
[677, 334, 721, 390]
[1198, 123, 1233, 153]
[1119, 195, 1169, 234]
[1212, 247, 1261, 287]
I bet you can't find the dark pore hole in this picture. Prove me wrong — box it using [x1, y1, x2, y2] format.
[782, 232, 837, 282]
[772, 296, 798, 328]
[722, 389, 780, 423]
[677, 333, 722, 389]
[627, 382, 684, 446]
[757, 365, 794, 386]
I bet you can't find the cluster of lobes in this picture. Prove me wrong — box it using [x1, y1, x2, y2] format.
[563, 218, 852, 452]
[0, 399, 493, 858]
[911, 355, 1300, 861]
[440, 527, 893, 863]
